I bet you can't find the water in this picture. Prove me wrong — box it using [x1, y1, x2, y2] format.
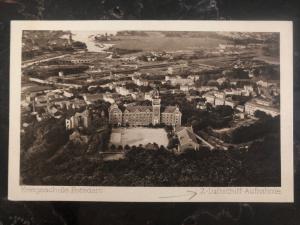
[71, 31, 115, 52]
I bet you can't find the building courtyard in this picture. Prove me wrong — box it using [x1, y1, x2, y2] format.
[109, 127, 169, 148]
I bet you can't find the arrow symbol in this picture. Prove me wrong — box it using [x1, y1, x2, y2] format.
[159, 190, 198, 200]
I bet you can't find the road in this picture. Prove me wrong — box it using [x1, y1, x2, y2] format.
[22, 53, 70, 68]
[194, 133, 215, 150]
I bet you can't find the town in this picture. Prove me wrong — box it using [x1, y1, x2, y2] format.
[20, 30, 281, 186]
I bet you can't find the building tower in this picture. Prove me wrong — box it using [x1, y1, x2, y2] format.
[81, 108, 92, 128]
[151, 89, 161, 125]
[108, 103, 123, 126]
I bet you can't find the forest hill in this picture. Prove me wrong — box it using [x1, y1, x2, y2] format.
[20, 111, 280, 187]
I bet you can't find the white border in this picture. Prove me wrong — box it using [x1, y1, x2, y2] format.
[8, 20, 294, 202]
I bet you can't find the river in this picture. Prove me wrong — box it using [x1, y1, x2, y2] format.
[71, 31, 115, 52]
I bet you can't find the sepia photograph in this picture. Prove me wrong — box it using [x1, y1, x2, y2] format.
[8, 21, 293, 202]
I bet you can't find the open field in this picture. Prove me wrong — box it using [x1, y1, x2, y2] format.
[109, 127, 169, 147]
[106, 36, 231, 51]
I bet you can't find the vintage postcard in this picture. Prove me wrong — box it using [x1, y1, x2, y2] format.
[8, 20, 293, 202]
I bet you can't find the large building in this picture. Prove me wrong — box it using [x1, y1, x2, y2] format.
[245, 99, 279, 117]
[115, 86, 131, 96]
[109, 90, 182, 127]
[165, 75, 194, 86]
[175, 127, 200, 152]
[108, 104, 123, 125]
[132, 76, 149, 86]
[203, 92, 238, 108]
[66, 109, 92, 130]
[161, 106, 182, 126]
[123, 105, 153, 126]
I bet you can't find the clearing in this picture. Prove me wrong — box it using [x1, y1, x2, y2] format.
[109, 127, 168, 147]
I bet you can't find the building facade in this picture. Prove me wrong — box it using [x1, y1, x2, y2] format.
[152, 90, 161, 125]
[109, 90, 182, 127]
[123, 106, 153, 126]
[161, 106, 182, 126]
[245, 100, 279, 117]
[108, 103, 123, 125]
[66, 109, 92, 130]
[203, 93, 215, 105]
[176, 126, 200, 152]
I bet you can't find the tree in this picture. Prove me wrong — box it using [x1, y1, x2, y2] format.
[72, 41, 87, 49]
[230, 116, 279, 144]
[206, 102, 213, 111]
[159, 145, 166, 151]
[153, 143, 159, 150]
[254, 110, 271, 119]
[228, 68, 249, 79]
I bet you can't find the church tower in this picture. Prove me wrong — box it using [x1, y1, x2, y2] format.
[151, 89, 161, 125]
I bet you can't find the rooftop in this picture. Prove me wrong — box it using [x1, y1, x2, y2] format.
[162, 106, 180, 114]
[125, 105, 153, 113]
[176, 127, 198, 146]
[245, 100, 279, 112]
